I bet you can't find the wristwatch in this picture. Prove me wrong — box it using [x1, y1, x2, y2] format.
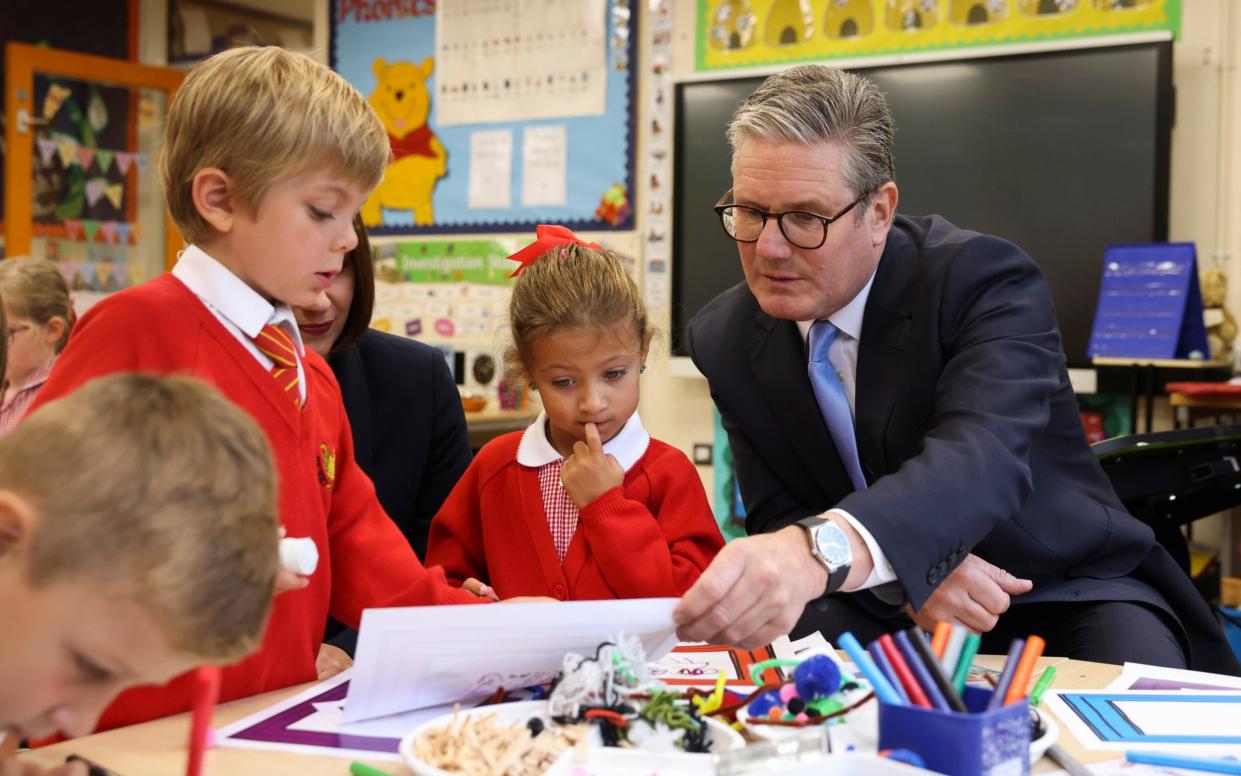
[796, 516, 852, 594]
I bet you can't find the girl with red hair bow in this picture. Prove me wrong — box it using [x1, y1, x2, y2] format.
[426, 226, 724, 601]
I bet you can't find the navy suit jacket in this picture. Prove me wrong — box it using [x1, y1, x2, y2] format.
[330, 329, 472, 560]
[688, 215, 1236, 672]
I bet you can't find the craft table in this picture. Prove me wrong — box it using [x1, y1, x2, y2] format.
[20, 656, 1123, 775]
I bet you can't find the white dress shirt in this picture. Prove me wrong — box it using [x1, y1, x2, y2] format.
[171, 245, 307, 403]
[796, 269, 898, 591]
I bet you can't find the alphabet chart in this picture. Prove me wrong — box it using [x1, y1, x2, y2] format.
[435, 0, 607, 125]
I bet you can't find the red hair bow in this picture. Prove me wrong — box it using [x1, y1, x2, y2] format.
[506, 224, 602, 277]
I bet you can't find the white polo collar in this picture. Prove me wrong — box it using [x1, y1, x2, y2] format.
[516, 411, 650, 472]
[172, 244, 305, 353]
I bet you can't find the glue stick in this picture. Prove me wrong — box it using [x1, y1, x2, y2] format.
[279, 537, 319, 576]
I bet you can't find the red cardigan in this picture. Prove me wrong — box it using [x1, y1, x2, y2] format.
[29, 273, 482, 732]
[425, 431, 724, 600]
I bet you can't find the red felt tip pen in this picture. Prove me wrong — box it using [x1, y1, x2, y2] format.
[877, 633, 931, 708]
[186, 665, 222, 776]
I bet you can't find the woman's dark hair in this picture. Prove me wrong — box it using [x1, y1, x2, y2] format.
[330, 214, 375, 357]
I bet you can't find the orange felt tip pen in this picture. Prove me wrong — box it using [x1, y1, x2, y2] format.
[1004, 635, 1045, 706]
[930, 621, 952, 659]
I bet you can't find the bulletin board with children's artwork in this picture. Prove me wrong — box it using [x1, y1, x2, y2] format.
[331, 0, 637, 235]
[370, 234, 639, 403]
[370, 236, 521, 399]
[5, 43, 182, 301]
[698, 0, 1180, 72]
[31, 75, 153, 292]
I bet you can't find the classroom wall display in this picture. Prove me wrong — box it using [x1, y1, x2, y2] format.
[643, 0, 674, 313]
[30, 75, 154, 294]
[370, 237, 517, 345]
[696, 0, 1180, 72]
[331, 0, 637, 235]
[370, 237, 517, 397]
[2, 0, 132, 229]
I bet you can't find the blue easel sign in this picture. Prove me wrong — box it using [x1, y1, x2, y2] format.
[1088, 243, 1209, 360]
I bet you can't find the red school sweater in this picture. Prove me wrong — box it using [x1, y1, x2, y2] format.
[425, 431, 725, 600]
[28, 273, 482, 732]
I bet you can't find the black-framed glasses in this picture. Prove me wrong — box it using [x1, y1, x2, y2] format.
[713, 189, 869, 250]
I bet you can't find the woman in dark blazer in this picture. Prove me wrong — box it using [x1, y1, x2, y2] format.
[296, 217, 473, 665]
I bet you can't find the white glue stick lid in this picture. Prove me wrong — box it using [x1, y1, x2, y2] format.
[279, 537, 319, 576]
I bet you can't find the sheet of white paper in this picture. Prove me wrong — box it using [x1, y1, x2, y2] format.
[344, 598, 679, 723]
[467, 129, 513, 209]
[1044, 689, 1241, 755]
[1114, 698, 1241, 737]
[1108, 662, 1241, 691]
[521, 125, 567, 206]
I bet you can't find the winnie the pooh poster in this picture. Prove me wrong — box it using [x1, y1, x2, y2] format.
[332, 0, 634, 233]
[362, 57, 447, 227]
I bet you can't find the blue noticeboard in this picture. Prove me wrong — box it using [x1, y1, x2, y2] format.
[331, 0, 636, 235]
[1088, 243, 1209, 360]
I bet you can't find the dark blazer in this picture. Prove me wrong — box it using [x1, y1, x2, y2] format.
[330, 329, 472, 559]
[688, 214, 1237, 673]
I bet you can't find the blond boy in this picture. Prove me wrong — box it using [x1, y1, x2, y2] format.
[0, 373, 277, 752]
[28, 46, 483, 734]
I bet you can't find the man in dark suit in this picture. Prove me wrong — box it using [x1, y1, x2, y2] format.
[672, 65, 1237, 672]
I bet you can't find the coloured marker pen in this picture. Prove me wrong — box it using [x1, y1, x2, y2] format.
[1029, 665, 1056, 707]
[951, 631, 982, 695]
[837, 631, 904, 706]
[986, 638, 1025, 710]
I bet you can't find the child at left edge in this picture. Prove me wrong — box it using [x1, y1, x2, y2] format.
[426, 226, 725, 600]
[25, 46, 487, 737]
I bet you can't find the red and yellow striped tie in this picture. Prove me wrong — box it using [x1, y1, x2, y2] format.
[252, 323, 301, 409]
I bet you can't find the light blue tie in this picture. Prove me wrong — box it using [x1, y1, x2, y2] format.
[808, 320, 867, 492]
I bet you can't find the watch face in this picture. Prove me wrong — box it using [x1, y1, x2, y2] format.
[817, 524, 852, 566]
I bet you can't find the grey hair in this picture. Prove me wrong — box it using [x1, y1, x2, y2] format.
[727, 65, 895, 206]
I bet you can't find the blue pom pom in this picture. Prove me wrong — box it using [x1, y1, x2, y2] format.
[746, 689, 783, 718]
[793, 655, 842, 699]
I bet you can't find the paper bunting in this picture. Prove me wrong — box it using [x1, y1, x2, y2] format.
[36, 138, 57, 165]
[42, 84, 71, 120]
[63, 219, 83, 240]
[134, 153, 150, 171]
[113, 264, 129, 288]
[59, 262, 78, 284]
[116, 222, 132, 245]
[82, 220, 100, 242]
[85, 179, 107, 207]
[115, 152, 134, 175]
[128, 264, 145, 286]
[56, 138, 78, 168]
[104, 183, 124, 210]
[76, 147, 96, 170]
[95, 150, 114, 173]
[77, 262, 96, 287]
[99, 221, 118, 243]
